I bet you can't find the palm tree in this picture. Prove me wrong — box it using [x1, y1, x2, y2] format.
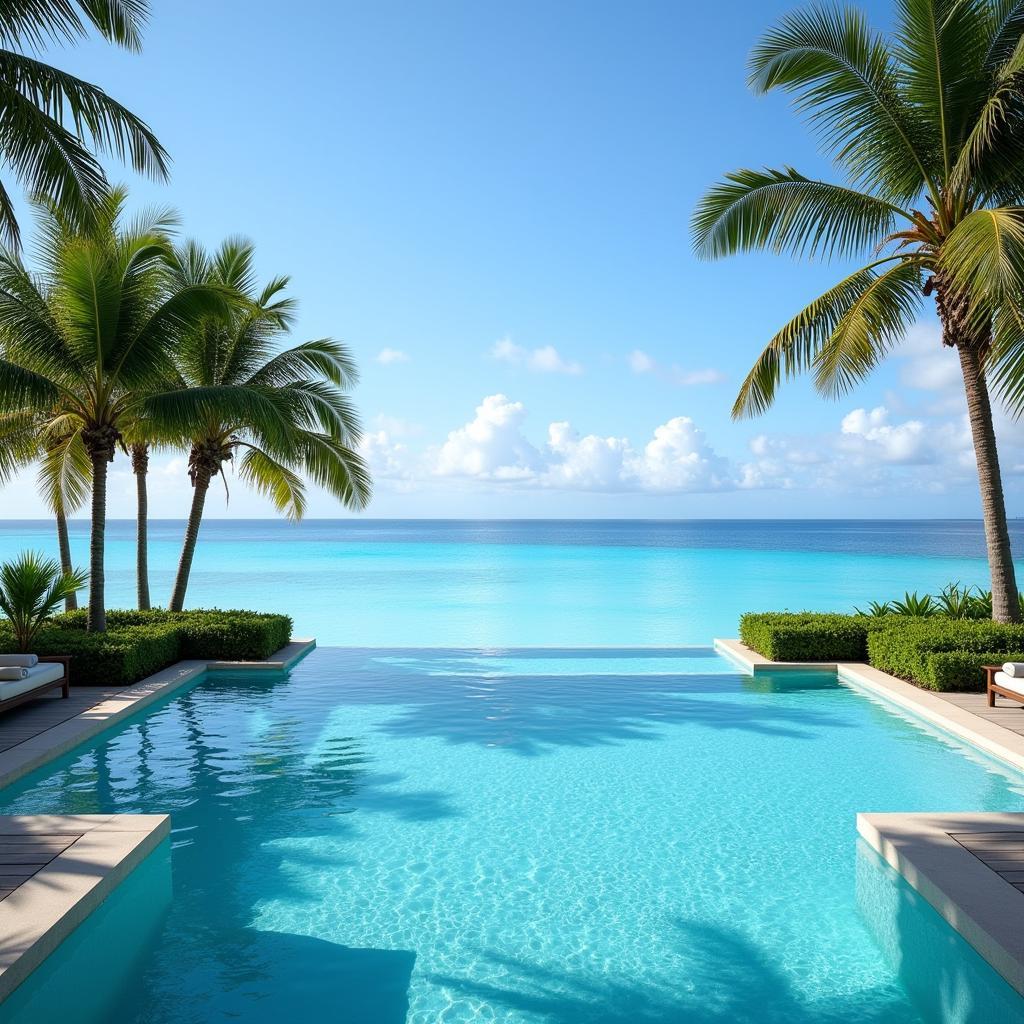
[155, 239, 372, 611]
[693, 0, 1024, 623]
[0, 1, 168, 247]
[0, 411, 89, 611]
[0, 191, 224, 630]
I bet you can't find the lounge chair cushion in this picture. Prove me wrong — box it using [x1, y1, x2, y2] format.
[0, 662, 64, 702]
[994, 671, 1024, 701]
[1003, 662, 1024, 678]
[0, 654, 37, 668]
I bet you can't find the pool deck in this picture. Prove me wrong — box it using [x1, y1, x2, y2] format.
[0, 814, 169, 1001]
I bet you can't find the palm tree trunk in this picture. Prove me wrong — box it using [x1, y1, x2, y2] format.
[132, 443, 151, 610]
[88, 450, 108, 632]
[958, 345, 1020, 622]
[169, 466, 212, 612]
[55, 505, 78, 612]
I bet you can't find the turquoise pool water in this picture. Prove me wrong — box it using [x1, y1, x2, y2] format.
[2, 647, 1024, 1023]
[0, 519, 1019, 645]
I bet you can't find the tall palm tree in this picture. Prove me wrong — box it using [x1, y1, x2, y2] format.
[0, 1, 168, 247]
[693, 0, 1024, 622]
[0, 191, 224, 630]
[0, 411, 89, 610]
[155, 239, 372, 611]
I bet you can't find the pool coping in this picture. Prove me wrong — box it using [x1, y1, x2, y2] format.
[858, 812, 1024, 997]
[0, 814, 170, 1002]
[714, 638, 1024, 775]
[0, 638, 315, 792]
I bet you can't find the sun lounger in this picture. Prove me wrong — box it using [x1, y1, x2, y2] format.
[0, 656, 70, 714]
[985, 664, 1024, 707]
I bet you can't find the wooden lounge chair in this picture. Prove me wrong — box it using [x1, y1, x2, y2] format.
[0, 656, 70, 715]
[985, 664, 1024, 707]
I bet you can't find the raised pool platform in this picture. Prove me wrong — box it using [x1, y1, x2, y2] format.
[0, 814, 169, 1001]
[859, 812, 1024, 998]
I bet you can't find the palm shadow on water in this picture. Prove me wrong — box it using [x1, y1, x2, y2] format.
[426, 918, 915, 1024]
[307, 647, 854, 757]
[0, 670, 446, 1024]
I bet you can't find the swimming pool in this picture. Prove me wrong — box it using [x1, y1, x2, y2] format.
[1, 647, 1023, 1023]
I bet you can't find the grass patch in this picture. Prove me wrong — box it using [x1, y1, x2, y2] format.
[0, 609, 293, 686]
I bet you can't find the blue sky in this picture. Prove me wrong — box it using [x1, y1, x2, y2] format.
[4, 0, 1021, 519]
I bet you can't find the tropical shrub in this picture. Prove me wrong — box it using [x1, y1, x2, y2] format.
[0, 551, 87, 651]
[0, 608, 294, 685]
[739, 612, 883, 662]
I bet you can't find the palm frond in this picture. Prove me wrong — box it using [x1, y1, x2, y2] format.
[748, 4, 938, 202]
[236, 446, 307, 520]
[692, 167, 909, 260]
[941, 206, 1024, 317]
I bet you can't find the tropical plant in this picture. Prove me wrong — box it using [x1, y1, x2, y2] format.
[154, 239, 372, 611]
[854, 599, 894, 616]
[0, 190, 226, 631]
[889, 591, 938, 617]
[0, 410, 90, 610]
[0, 1, 168, 247]
[693, 0, 1024, 622]
[0, 550, 86, 651]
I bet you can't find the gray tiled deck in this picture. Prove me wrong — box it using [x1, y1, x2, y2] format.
[936, 690, 1024, 741]
[0, 689, 120, 754]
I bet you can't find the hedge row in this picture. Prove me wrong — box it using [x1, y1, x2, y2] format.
[740, 612, 1024, 691]
[0, 609, 293, 686]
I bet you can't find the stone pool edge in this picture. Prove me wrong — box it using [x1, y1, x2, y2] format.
[0, 814, 170, 1003]
[713, 638, 1024, 773]
[0, 638, 316, 792]
[858, 812, 1024, 998]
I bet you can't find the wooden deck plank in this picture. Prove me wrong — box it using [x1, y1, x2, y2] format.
[0, 688, 123, 754]
[0, 828, 87, 902]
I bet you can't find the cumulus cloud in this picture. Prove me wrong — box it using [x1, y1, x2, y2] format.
[839, 406, 934, 464]
[626, 350, 725, 387]
[433, 396, 735, 493]
[435, 394, 543, 480]
[376, 347, 410, 365]
[491, 337, 583, 375]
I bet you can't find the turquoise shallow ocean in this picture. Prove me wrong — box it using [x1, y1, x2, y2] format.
[0, 519, 1019, 644]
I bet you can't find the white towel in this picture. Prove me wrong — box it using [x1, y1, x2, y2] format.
[0, 653, 38, 668]
[0, 666, 29, 680]
[1003, 662, 1024, 677]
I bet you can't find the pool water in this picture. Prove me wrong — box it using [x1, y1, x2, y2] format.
[2, 647, 1024, 1023]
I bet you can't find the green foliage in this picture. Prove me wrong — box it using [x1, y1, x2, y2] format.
[889, 591, 938, 617]
[739, 612, 882, 662]
[0, 608, 294, 685]
[866, 618, 1024, 691]
[0, 550, 86, 651]
[853, 600, 893, 617]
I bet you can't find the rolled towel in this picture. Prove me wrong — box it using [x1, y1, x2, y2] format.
[1003, 662, 1024, 678]
[0, 666, 29, 680]
[0, 653, 38, 668]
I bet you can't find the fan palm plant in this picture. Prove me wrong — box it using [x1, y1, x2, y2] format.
[0, 550, 86, 652]
[693, 0, 1024, 622]
[0, 190, 226, 630]
[155, 238, 372, 611]
[0, 1, 167, 247]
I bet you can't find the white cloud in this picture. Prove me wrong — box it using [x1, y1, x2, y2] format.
[626, 350, 725, 387]
[629, 350, 655, 374]
[491, 337, 583, 375]
[376, 347, 410, 365]
[435, 394, 543, 480]
[629, 417, 731, 492]
[840, 406, 933, 464]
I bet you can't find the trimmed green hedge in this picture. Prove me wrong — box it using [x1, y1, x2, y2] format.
[867, 619, 1024, 692]
[741, 611, 1024, 691]
[0, 609, 293, 686]
[739, 612, 884, 662]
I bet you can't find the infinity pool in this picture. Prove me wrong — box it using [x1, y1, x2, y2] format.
[2, 647, 1024, 1023]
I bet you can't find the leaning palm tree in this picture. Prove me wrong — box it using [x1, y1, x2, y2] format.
[0, 411, 89, 610]
[0, 191, 225, 630]
[694, 0, 1024, 623]
[0, 1, 167, 246]
[155, 239, 372, 611]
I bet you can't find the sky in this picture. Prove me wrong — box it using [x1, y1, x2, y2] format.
[2, 0, 1021, 520]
